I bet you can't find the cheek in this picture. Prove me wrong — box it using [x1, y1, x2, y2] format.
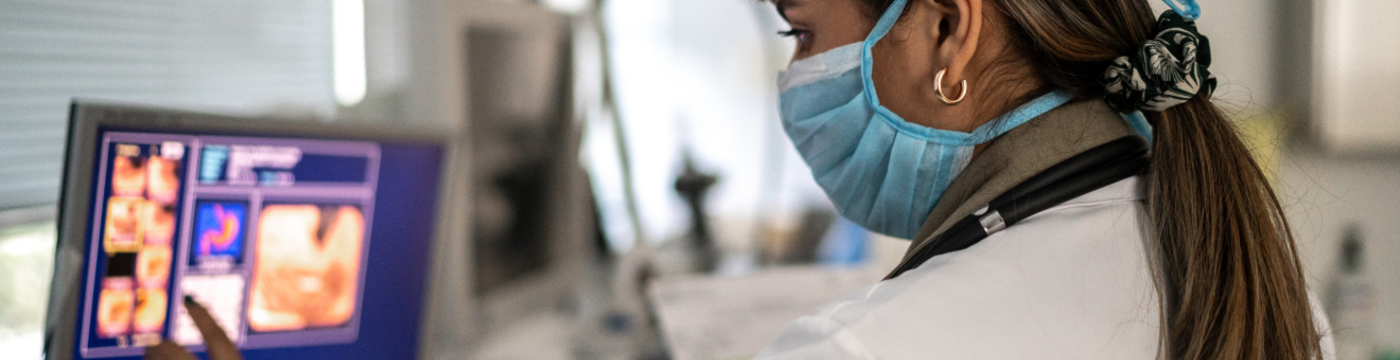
[869, 41, 924, 102]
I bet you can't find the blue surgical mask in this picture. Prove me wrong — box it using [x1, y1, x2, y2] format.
[777, 0, 1072, 239]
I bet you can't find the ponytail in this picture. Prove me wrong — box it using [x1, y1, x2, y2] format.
[1146, 97, 1319, 359]
[1007, 2, 1323, 356]
[987, 1, 1323, 356]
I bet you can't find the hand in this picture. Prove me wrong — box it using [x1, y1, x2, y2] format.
[143, 296, 243, 360]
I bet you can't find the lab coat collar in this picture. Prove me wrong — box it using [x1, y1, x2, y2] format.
[892, 98, 1138, 275]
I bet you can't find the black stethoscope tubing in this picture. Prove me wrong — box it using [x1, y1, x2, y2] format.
[886, 136, 1152, 280]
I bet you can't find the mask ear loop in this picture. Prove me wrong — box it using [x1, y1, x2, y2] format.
[859, 0, 909, 109]
[934, 69, 967, 105]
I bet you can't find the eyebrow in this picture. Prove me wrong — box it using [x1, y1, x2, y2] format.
[772, 0, 792, 23]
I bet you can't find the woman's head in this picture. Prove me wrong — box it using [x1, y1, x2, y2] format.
[774, 0, 1323, 358]
[780, 0, 1047, 133]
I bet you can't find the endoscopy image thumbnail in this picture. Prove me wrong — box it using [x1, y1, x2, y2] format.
[104, 197, 145, 253]
[97, 277, 134, 338]
[143, 202, 176, 243]
[111, 153, 146, 197]
[146, 155, 182, 204]
[136, 244, 172, 288]
[133, 288, 168, 334]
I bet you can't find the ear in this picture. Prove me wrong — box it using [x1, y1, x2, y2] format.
[931, 0, 983, 92]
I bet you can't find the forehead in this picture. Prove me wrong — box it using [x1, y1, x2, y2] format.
[773, 0, 870, 18]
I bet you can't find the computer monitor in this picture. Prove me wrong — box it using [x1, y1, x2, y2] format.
[44, 102, 453, 359]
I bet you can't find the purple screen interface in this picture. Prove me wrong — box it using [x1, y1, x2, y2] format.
[74, 130, 442, 359]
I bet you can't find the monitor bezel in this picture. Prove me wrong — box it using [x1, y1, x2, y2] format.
[44, 100, 459, 360]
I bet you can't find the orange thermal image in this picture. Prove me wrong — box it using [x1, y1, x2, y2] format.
[133, 288, 168, 333]
[97, 285, 134, 337]
[104, 197, 145, 253]
[112, 156, 146, 197]
[143, 202, 176, 242]
[136, 245, 172, 288]
[248, 205, 364, 332]
[146, 156, 180, 204]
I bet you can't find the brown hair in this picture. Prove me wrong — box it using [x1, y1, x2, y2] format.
[859, 0, 1322, 358]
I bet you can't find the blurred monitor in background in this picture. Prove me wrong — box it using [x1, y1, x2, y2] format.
[44, 102, 449, 360]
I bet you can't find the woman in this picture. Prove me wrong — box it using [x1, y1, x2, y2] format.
[758, 0, 1334, 358]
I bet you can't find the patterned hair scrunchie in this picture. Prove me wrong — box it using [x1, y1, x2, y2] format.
[1102, 11, 1217, 113]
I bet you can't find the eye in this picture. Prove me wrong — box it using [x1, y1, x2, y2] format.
[778, 29, 810, 46]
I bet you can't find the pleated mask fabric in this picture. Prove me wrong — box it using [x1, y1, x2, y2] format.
[776, 0, 1072, 239]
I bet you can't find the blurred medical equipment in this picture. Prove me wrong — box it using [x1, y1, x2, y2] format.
[460, 0, 591, 318]
[1331, 224, 1375, 360]
[672, 154, 720, 273]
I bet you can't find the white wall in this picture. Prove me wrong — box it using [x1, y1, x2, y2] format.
[1281, 151, 1400, 350]
[1313, 0, 1400, 152]
[585, 0, 828, 254]
[1192, 0, 1280, 107]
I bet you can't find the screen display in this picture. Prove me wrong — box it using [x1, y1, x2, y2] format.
[73, 129, 444, 359]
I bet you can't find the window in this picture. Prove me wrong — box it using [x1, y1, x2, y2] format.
[0, 0, 337, 211]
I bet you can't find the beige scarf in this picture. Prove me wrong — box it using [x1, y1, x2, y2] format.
[889, 99, 1137, 276]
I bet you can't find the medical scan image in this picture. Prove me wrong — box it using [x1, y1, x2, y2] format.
[136, 245, 171, 288]
[142, 202, 176, 242]
[112, 155, 146, 197]
[133, 288, 168, 334]
[248, 204, 365, 332]
[97, 278, 135, 338]
[104, 197, 145, 253]
[145, 156, 181, 204]
[194, 202, 246, 262]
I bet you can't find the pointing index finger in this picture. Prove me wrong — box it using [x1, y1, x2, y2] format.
[182, 295, 243, 360]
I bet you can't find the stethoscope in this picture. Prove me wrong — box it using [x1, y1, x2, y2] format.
[886, 135, 1151, 280]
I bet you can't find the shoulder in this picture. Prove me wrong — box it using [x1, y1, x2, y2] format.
[758, 177, 1162, 359]
[757, 177, 1339, 359]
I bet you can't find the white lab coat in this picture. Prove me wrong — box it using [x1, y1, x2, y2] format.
[755, 177, 1336, 359]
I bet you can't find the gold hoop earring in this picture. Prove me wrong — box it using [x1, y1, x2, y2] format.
[935, 69, 967, 105]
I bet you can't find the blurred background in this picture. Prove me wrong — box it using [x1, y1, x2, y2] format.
[0, 0, 1397, 359]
